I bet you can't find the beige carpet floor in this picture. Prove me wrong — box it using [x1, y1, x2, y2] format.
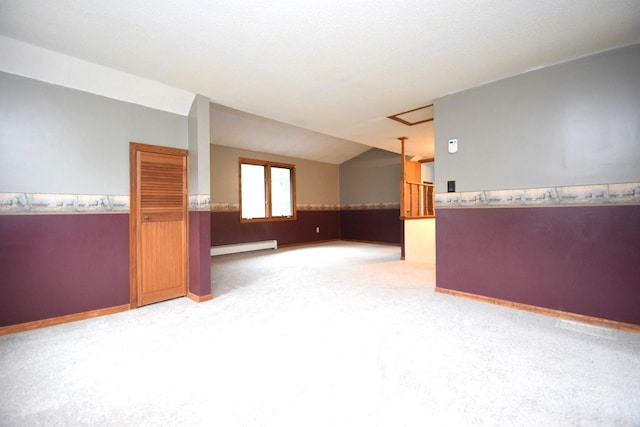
[1, 241, 639, 426]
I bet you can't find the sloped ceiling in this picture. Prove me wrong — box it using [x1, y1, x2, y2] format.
[210, 103, 372, 164]
[1, 0, 639, 163]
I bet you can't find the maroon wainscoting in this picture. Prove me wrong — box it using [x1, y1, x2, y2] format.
[340, 209, 401, 244]
[211, 210, 340, 246]
[189, 210, 212, 297]
[436, 205, 640, 325]
[0, 214, 129, 327]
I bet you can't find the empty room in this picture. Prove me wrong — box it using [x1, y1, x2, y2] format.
[1, 1, 639, 426]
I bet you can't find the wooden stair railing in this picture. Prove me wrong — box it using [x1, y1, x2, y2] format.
[402, 180, 435, 219]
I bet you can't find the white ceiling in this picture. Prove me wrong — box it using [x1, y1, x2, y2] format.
[1, 0, 639, 164]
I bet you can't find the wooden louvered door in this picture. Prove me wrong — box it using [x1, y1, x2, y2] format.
[130, 143, 188, 308]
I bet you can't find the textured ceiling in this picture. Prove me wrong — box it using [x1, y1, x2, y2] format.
[1, 0, 639, 163]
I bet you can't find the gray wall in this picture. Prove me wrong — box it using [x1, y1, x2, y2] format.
[339, 148, 400, 205]
[188, 94, 211, 195]
[434, 44, 640, 192]
[0, 72, 188, 195]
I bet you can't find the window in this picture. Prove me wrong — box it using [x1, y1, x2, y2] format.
[240, 158, 296, 221]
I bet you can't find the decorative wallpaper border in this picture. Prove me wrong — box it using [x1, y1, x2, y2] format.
[210, 203, 344, 211]
[0, 193, 129, 214]
[436, 182, 640, 208]
[210, 202, 239, 212]
[298, 203, 342, 211]
[0, 193, 211, 214]
[189, 195, 211, 211]
[15, 182, 633, 214]
[210, 202, 400, 212]
[340, 202, 400, 210]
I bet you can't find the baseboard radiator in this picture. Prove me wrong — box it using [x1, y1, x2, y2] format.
[210, 240, 278, 256]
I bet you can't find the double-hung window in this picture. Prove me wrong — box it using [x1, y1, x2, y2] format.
[240, 158, 296, 221]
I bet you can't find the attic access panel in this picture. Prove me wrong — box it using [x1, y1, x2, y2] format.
[388, 104, 434, 126]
